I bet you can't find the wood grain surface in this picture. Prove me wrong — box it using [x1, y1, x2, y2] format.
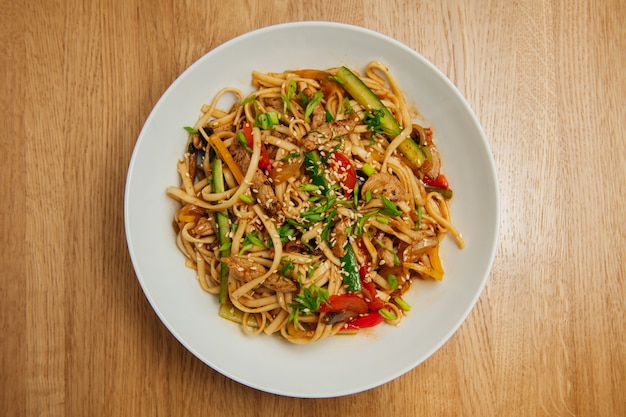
[1, 0, 624, 415]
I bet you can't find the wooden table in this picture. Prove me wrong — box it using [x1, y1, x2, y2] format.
[2, 0, 624, 415]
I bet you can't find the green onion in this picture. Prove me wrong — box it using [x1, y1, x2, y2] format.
[341, 97, 354, 115]
[362, 163, 376, 177]
[380, 195, 403, 217]
[289, 284, 329, 327]
[378, 308, 397, 321]
[299, 91, 309, 106]
[320, 208, 337, 244]
[279, 257, 296, 277]
[236, 132, 253, 153]
[393, 296, 412, 312]
[238, 231, 266, 255]
[340, 243, 361, 292]
[328, 74, 344, 85]
[387, 274, 399, 290]
[304, 90, 323, 122]
[375, 215, 390, 224]
[280, 152, 301, 161]
[321, 142, 342, 164]
[364, 189, 372, 203]
[364, 109, 385, 136]
[244, 232, 265, 248]
[353, 182, 360, 207]
[301, 213, 324, 222]
[304, 150, 328, 191]
[240, 95, 256, 106]
[219, 240, 232, 252]
[239, 194, 253, 203]
[354, 210, 379, 235]
[184, 126, 198, 134]
[276, 223, 296, 243]
[282, 79, 296, 113]
[255, 111, 279, 129]
[416, 205, 423, 229]
[325, 109, 334, 122]
[298, 183, 320, 192]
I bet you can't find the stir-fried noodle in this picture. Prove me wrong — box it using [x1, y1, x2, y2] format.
[167, 61, 464, 344]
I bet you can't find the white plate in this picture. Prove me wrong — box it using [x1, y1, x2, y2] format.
[124, 21, 499, 398]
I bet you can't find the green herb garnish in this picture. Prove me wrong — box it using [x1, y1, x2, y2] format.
[364, 109, 385, 136]
[380, 195, 402, 217]
[236, 132, 253, 153]
[289, 284, 329, 327]
[255, 111, 279, 130]
[304, 90, 323, 122]
[282, 80, 297, 113]
[240, 95, 256, 106]
[393, 296, 412, 312]
[239, 194, 254, 203]
[238, 231, 266, 255]
[378, 308, 397, 321]
[387, 274, 399, 290]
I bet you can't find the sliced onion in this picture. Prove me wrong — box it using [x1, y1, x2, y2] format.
[402, 238, 439, 263]
[269, 157, 303, 185]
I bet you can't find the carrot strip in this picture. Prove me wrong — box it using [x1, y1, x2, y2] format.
[208, 135, 245, 184]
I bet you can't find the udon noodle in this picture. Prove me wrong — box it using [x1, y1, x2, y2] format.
[166, 61, 464, 344]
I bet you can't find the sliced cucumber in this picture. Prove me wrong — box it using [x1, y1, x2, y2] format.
[335, 66, 402, 137]
[212, 157, 231, 305]
[335, 66, 427, 169]
[397, 138, 428, 168]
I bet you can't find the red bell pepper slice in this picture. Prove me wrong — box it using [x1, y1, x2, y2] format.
[242, 121, 272, 171]
[328, 151, 356, 196]
[343, 311, 385, 330]
[423, 173, 449, 189]
[361, 280, 386, 311]
[319, 293, 368, 314]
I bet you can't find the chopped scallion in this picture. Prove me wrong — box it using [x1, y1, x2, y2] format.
[239, 194, 253, 203]
[236, 132, 253, 153]
[255, 111, 279, 130]
[416, 205, 423, 229]
[304, 91, 323, 122]
[328, 74, 344, 85]
[281, 152, 301, 161]
[362, 163, 375, 177]
[298, 183, 320, 192]
[387, 274, 399, 290]
[393, 296, 412, 312]
[380, 195, 402, 217]
[375, 215, 390, 224]
[378, 308, 397, 321]
[365, 189, 372, 203]
[240, 95, 256, 106]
